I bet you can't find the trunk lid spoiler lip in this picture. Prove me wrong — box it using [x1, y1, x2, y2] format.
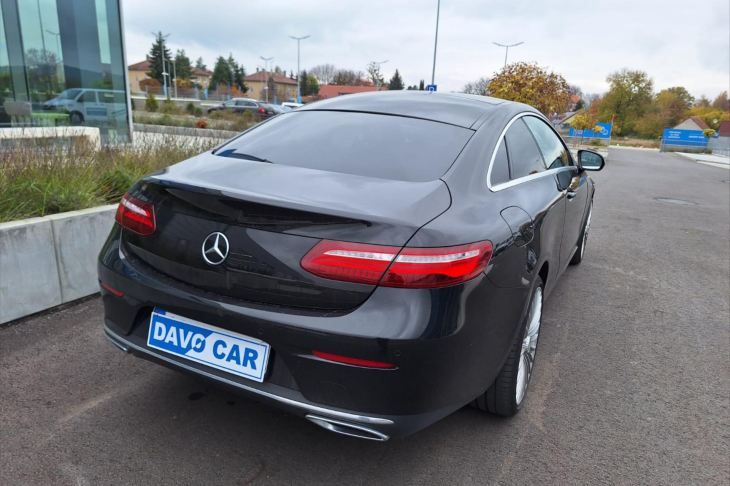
[146, 153, 452, 239]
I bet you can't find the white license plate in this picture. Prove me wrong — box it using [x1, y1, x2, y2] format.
[147, 309, 270, 382]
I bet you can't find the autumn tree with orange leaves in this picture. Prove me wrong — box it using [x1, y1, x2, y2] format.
[487, 62, 571, 116]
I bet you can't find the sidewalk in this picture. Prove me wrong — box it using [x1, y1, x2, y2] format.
[676, 152, 730, 169]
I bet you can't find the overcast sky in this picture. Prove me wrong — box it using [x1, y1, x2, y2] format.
[122, 0, 730, 99]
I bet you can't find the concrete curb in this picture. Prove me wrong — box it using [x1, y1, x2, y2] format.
[0, 205, 117, 324]
[133, 123, 239, 140]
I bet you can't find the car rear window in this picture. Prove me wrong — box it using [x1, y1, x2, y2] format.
[218, 111, 474, 182]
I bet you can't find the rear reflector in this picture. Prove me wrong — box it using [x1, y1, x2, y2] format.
[100, 281, 124, 297]
[115, 192, 156, 235]
[312, 350, 395, 369]
[301, 240, 493, 289]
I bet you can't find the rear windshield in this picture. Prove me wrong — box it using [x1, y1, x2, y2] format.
[218, 111, 474, 182]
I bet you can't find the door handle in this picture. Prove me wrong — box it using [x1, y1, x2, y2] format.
[566, 191, 577, 200]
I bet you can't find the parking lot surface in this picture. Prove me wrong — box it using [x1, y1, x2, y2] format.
[2, 148, 729, 485]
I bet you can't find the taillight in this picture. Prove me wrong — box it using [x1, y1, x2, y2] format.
[115, 192, 156, 235]
[300, 240, 398, 285]
[301, 240, 492, 289]
[258, 107, 265, 114]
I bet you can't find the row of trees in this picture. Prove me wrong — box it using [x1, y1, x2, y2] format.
[307, 63, 422, 92]
[460, 63, 729, 138]
[146, 33, 249, 94]
[595, 69, 728, 136]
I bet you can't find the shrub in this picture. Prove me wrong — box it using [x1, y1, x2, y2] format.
[0, 138, 218, 222]
[145, 93, 159, 112]
[160, 100, 184, 115]
[192, 107, 203, 117]
[185, 102, 196, 115]
[589, 138, 604, 147]
[241, 110, 254, 124]
[196, 119, 209, 129]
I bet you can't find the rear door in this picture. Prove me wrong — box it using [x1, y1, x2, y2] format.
[523, 116, 588, 269]
[494, 117, 566, 288]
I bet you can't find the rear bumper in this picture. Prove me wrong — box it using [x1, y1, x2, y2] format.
[98, 226, 529, 438]
[104, 324, 401, 440]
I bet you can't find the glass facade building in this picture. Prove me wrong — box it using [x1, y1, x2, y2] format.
[0, 0, 130, 142]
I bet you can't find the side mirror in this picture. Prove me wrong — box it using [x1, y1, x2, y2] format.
[577, 150, 605, 171]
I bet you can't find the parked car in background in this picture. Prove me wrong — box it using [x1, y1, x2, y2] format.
[207, 98, 275, 119]
[43, 88, 126, 125]
[260, 103, 286, 115]
[281, 102, 303, 109]
[279, 105, 293, 112]
[100, 91, 604, 441]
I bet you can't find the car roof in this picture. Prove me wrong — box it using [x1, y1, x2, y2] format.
[297, 91, 508, 128]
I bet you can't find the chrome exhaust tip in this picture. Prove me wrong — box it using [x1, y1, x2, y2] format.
[305, 414, 389, 441]
[105, 331, 131, 353]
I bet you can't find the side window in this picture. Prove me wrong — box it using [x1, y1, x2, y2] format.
[224, 100, 236, 107]
[235, 100, 248, 106]
[504, 119, 546, 179]
[523, 116, 570, 169]
[490, 139, 510, 186]
[78, 91, 97, 103]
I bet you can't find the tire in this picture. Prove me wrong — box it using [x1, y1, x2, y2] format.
[69, 111, 84, 125]
[570, 200, 593, 265]
[473, 278, 544, 416]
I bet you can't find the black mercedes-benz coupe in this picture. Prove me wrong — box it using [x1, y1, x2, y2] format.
[99, 91, 604, 441]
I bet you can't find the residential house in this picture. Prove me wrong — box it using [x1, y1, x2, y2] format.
[318, 85, 389, 99]
[128, 58, 212, 93]
[673, 116, 710, 131]
[243, 70, 299, 103]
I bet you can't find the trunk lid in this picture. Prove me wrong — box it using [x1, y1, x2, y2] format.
[121, 153, 451, 310]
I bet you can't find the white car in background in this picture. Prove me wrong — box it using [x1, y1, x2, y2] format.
[43, 88, 126, 125]
[281, 102, 303, 109]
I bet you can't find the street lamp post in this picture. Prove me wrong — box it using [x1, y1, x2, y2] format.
[162, 56, 169, 99]
[431, 0, 440, 86]
[289, 35, 310, 104]
[260, 56, 273, 103]
[170, 58, 177, 98]
[493, 41, 524, 68]
[372, 60, 388, 90]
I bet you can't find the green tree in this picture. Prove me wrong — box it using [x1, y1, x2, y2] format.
[695, 95, 711, 108]
[388, 69, 404, 90]
[225, 54, 248, 93]
[210, 56, 231, 90]
[419, 79, 425, 90]
[366, 62, 386, 88]
[305, 74, 320, 97]
[174, 49, 192, 80]
[195, 57, 206, 70]
[487, 62, 571, 116]
[146, 32, 172, 84]
[598, 69, 653, 135]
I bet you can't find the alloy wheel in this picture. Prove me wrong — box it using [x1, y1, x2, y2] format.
[516, 286, 542, 405]
[581, 204, 592, 259]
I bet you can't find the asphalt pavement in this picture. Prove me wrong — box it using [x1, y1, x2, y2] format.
[2, 148, 729, 485]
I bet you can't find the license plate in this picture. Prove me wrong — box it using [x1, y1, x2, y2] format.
[147, 309, 270, 382]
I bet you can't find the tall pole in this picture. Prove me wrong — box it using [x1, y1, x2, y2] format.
[171, 58, 177, 98]
[289, 35, 310, 103]
[431, 0, 440, 86]
[260, 55, 273, 103]
[372, 60, 388, 91]
[493, 41, 524, 68]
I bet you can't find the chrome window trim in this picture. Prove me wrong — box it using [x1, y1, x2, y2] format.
[486, 112, 576, 192]
[104, 325, 394, 426]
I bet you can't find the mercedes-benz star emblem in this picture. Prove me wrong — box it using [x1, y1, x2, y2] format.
[201, 232, 229, 266]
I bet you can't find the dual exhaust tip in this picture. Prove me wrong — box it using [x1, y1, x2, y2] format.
[306, 414, 389, 441]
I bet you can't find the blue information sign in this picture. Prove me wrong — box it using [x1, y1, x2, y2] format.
[569, 122, 613, 140]
[661, 129, 716, 147]
[426, 84, 437, 92]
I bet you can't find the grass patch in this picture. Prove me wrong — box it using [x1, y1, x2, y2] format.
[612, 137, 661, 149]
[0, 136, 217, 222]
